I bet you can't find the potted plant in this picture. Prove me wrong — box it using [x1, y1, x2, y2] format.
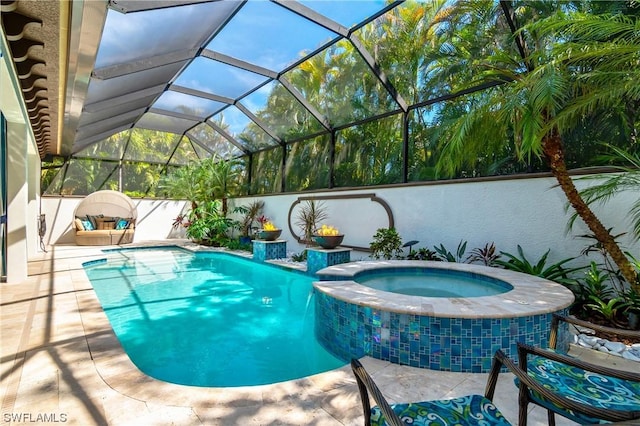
[239, 200, 264, 244]
[295, 200, 328, 246]
[313, 224, 344, 249]
[257, 220, 282, 241]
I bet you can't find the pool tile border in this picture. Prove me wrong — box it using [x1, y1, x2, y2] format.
[313, 260, 574, 372]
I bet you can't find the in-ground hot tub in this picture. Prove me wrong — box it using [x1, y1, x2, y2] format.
[313, 260, 574, 373]
[353, 267, 513, 298]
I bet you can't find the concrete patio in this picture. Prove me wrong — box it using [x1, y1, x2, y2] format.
[3, 242, 626, 425]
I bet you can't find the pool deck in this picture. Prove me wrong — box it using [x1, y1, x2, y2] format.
[1, 242, 635, 426]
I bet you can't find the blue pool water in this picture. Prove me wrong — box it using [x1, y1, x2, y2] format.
[84, 247, 346, 387]
[354, 268, 512, 297]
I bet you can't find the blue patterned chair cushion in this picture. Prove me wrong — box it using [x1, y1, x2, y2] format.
[370, 394, 512, 426]
[521, 356, 640, 424]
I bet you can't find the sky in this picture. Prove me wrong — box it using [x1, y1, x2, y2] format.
[92, 0, 391, 143]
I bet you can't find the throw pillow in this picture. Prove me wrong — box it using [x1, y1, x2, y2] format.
[81, 219, 94, 231]
[115, 219, 129, 230]
[74, 218, 85, 231]
[86, 215, 98, 230]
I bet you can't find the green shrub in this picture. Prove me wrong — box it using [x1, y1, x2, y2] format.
[370, 228, 403, 260]
[433, 240, 467, 263]
[291, 251, 307, 262]
[185, 200, 240, 246]
[494, 245, 583, 286]
[406, 247, 440, 261]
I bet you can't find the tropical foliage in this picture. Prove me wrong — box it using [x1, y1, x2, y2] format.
[159, 155, 245, 245]
[370, 228, 403, 260]
[159, 155, 244, 208]
[42, 1, 638, 198]
[494, 246, 584, 287]
[431, 4, 640, 288]
[239, 200, 265, 237]
[183, 200, 240, 247]
[574, 146, 640, 242]
[42, 129, 199, 197]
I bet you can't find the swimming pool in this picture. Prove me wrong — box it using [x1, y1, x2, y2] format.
[83, 247, 346, 387]
[354, 268, 512, 297]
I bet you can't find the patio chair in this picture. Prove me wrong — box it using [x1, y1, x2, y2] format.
[351, 350, 574, 426]
[516, 341, 640, 426]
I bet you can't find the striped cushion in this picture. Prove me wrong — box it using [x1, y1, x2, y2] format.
[371, 394, 511, 426]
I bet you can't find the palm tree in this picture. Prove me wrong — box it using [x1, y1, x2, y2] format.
[204, 155, 242, 217]
[575, 146, 640, 243]
[158, 162, 202, 211]
[436, 6, 639, 290]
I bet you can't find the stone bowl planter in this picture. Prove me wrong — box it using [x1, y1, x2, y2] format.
[257, 229, 282, 241]
[313, 234, 344, 249]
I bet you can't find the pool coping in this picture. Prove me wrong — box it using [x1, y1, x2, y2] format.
[313, 260, 575, 318]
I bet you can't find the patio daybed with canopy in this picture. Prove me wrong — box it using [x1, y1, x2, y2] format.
[73, 190, 137, 245]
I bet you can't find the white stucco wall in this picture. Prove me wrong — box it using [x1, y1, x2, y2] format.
[41, 174, 638, 268]
[230, 175, 638, 265]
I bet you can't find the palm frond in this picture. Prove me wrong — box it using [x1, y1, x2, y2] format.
[570, 145, 640, 240]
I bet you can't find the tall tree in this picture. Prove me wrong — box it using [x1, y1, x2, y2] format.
[205, 155, 242, 217]
[437, 3, 639, 289]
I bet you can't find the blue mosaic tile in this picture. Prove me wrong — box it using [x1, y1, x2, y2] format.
[314, 290, 569, 373]
[252, 240, 287, 261]
[307, 248, 351, 275]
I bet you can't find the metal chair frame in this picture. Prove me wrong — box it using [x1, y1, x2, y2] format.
[352, 314, 640, 426]
[351, 350, 600, 426]
[518, 314, 640, 426]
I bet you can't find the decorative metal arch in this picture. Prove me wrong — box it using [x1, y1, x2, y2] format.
[287, 193, 394, 252]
